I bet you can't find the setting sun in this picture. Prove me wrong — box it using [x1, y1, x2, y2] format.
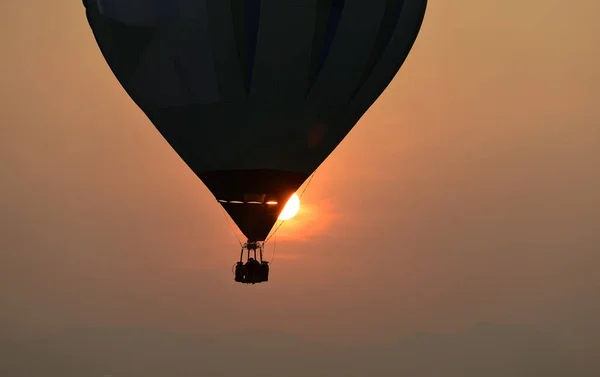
[278, 193, 300, 220]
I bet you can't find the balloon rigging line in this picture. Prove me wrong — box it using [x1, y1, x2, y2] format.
[219, 204, 243, 247]
[270, 233, 277, 264]
[264, 173, 316, 243]
[265, 220, 285, 243]
[298, 173, 316, 199]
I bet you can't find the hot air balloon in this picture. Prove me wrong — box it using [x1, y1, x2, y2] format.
[83, 0, 427, 283]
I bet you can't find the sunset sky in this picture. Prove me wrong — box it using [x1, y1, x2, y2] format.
[1, 1, 600, 376]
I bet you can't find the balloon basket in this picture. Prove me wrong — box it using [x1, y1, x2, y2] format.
[234, 242, 269, 284]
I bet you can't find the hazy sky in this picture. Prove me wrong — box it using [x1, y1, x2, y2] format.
[1, 1, 600, 376]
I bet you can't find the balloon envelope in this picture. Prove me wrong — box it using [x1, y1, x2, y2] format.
[83, 0, 427, 241]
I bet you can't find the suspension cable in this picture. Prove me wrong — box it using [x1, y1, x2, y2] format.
[218, 204, 243, 247]
[298, 173, 315, 199]
[270, 233, 277, 264]
[265, 219, 285, 243]
[264, 173, 316, 243]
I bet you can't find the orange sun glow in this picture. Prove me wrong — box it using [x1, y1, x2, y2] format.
[278, 193, 300, 220]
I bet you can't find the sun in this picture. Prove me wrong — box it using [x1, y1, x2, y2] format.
[278, 193, 300, 220]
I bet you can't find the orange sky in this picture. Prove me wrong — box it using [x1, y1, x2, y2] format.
[1, 1, 600, 375]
